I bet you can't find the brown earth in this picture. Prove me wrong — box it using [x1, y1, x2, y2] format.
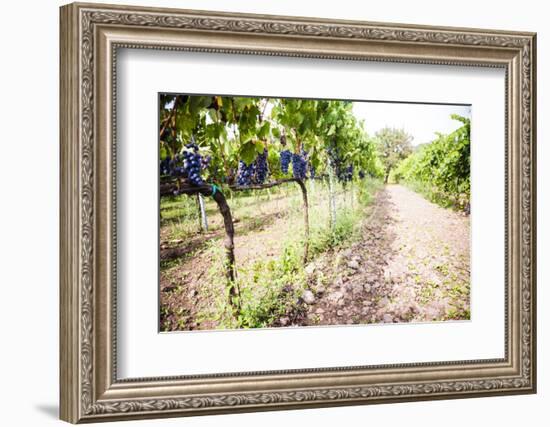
[300, 185, 471, 326]
[160, 184, 471, 331]
[159, 183, 349, 330]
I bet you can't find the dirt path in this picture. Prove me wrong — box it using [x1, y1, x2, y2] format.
[302, 185, 470, 325]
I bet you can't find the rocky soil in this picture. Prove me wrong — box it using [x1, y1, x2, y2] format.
[300, 185, 471, 326]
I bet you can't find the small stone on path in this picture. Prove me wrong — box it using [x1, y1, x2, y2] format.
[382, 314, 393, 323]
[347, 260, 360, 270]
[351, 283, 364, 294]
[302, 290, 315, 304]
[305, 263, 316, 275]
[379, 297, 390, 308]
[328, 291, 344, 303]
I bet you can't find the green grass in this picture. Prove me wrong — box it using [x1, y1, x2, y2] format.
[399, 180, 469, 212]
[160, 177, 382, 330]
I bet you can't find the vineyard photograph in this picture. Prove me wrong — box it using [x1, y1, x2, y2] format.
[158, 94, 471, 332]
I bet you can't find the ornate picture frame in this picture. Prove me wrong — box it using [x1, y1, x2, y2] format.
[60, 2, 536, 423]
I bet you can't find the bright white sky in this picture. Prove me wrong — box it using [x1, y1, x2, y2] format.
[352, 102, 471, 146]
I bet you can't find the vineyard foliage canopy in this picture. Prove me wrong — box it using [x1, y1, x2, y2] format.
[392, 114, 471, 209]
[159, 94, 385, 187]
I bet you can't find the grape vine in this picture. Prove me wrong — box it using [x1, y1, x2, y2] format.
[280, 150, 292, 174]
[393, 115, 471, 210]
[182, 143, 205, 186]
[291, 153, 307, 180]
[237, 160, 254, 187]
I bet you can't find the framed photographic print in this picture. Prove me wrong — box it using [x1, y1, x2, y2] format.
[59, 2, 537, 423]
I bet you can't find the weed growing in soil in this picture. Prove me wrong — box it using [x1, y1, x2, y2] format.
[160, 178, 382, 331]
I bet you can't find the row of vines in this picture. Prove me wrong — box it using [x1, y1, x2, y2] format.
[392, 114, 471, 211]
[159, 95, 384, 188]
[159, 95, 384, 323]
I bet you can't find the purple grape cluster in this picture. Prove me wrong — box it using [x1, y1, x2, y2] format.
[291, 153, 307, 180]
[327, 145, 354, 183]
[237, 160, 254, 186]
[160, 156, 173, 176]
[358, 170, 365, 179]
[327, 146, 340, 176]
[300, 149, 316, 180]
[280, 150, 292, 174]
[343, 165, 353, 182]
[182, 143, 204, 186]
[237, 149, 269, 186]
[255, 149, 268, 184]
[159, 141, 209, 189]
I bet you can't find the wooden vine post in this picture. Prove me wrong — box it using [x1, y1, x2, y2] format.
[295, 179, 310, 263]
[160, 180, 240, 315]
[327, 164, 337, 231]
[197, 194, 208, 232]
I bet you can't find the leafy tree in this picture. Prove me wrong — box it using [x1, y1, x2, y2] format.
[374, 127, 413, 183]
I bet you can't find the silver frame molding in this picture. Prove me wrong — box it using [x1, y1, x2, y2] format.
[60, 2, 536, 423]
